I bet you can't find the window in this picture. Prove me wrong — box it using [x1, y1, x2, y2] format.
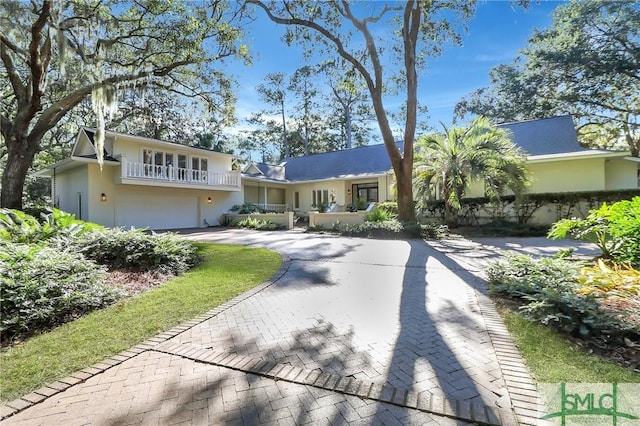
[191, 157, 208, 182]
[312, 189, 329, 206]
[353, 183, 378, 203]
[294, 192, 300, 209]
[177, 154, 188, 180]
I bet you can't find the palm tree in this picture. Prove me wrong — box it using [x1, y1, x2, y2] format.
[414, 117, 529, 226]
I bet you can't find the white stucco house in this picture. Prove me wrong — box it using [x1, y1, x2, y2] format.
[35, 128, 243, 229]
[36, 116, 638, 230]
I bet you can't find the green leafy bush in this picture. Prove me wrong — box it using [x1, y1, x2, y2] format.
[487, 254, 638, 344]
[365, 208, 390, 222]
[548, 197, 640, 265]
[330, 219, 448, 239]
[376, 202, 399, 218]
[69, 229, 200, 274]
[231, 216, 283, 230]
[0, 243, 122, 341]
[230, 203, 265, 214]
[0, 208, 102, 244]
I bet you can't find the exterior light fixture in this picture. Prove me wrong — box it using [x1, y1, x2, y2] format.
[347, 188, 352, 195]
[100, 193, 107, 202]
[207, 197, 212, 204]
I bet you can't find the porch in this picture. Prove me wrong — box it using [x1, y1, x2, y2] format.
[119, 158, 241, 190]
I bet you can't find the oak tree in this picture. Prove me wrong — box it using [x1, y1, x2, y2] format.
[456, 0, 640, 156]
[1, 0, 246, 209]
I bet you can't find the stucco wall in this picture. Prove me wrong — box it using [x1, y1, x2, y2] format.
[605, 158, 638, 190]
[77, 164, 243, 229]
[308, 211, 367, 227]
[55, 166, 89, 220]
[527, 158, 606, 193]
[88, 164, 119, 227]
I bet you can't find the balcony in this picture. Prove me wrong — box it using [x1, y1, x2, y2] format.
[119, 160, 241, 190]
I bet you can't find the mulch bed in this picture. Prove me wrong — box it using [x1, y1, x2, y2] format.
[105, 269, 175, 296]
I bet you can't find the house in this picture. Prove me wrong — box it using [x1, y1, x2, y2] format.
[465, 115, 639, 197]
[243, 115, 638, 223]
[35, 128, 243, 229]
[242, 142, 402, 216]
[36, 116, 638, 230]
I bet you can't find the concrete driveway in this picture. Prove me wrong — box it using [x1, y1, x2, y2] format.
[3, 229, 596, 425]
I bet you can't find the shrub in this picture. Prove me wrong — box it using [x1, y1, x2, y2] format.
[548, 196, 640, 265]
[332, 219, 448, 239]
[0, 243, 122, 341]
[487, 254, 638, 344]
[0, 208, 102, 244]
[233, 217, 283, 230]
[376, 201, 399, 218]
[365, 208, 390, 222]
[67, 229, 200, 274]
[577, 260, 640, 296]
[230, 203, 264, 214]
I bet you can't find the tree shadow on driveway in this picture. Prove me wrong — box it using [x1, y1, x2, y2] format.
[375, 239, 509, 422]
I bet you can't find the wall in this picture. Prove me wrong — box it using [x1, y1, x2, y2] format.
[88, 163, 118, 227]
[83, 163, 241, 229]
[308, 211, 367, 227]
[113, 136, 232, 173]
[605, 158, 638, 190]
[55, 166, 89, 220]
[527, 158, 605, 193]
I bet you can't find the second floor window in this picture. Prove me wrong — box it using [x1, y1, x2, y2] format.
[192, 157, 208, 181]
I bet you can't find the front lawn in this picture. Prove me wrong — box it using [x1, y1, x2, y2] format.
[0, 243, 281, 403]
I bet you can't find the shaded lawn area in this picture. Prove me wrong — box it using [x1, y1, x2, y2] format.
[0, 243, 282, 403]
[497, 302, 640, 383]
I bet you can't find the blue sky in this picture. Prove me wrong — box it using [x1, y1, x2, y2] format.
[225, 1, 564, 140]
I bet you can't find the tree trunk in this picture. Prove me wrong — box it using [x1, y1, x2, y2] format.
[1, 132, 39, 210]
[392, 157, 415, 222]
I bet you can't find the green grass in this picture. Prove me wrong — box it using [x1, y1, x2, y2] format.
[0, 243, 281, 403]
[497, 302, 640, 383]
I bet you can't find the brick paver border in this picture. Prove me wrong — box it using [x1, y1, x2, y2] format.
[151, 340, 508, 425]
[1, 237, 541, 425]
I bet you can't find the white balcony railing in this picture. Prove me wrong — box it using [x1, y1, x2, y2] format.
[122, 160, 240, 188]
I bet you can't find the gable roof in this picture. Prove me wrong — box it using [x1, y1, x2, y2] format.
[498, 115, 590, 156]
[77, 129, 119, 162]
[245, 142, 403, 183]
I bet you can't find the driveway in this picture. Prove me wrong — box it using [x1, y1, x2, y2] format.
[3, 229, 596, 425]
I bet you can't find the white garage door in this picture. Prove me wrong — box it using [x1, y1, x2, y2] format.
[116, 192, 199, 230]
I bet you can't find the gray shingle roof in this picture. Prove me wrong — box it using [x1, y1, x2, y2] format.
[247, 142, 403, 182]
[497, 114, 587, 156]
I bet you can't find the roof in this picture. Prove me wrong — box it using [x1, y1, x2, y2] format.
[497, 115, 589, 156]
[80, 129, 120, 161]
[245, 142, 403, 183]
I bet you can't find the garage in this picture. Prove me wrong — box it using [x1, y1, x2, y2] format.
[115, 191, 199, 230]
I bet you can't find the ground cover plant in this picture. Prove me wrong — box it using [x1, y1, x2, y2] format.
[0, 243, 281, 403]
[0, 208, 200, 345]
[487, 197, 640, 373]
[498, 303, 639, 383]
